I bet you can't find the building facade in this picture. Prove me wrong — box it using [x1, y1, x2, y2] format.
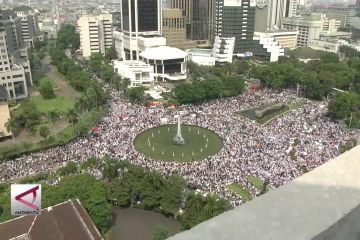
[325, 5, 357, 27]
[120, 0, 162, 60]
[113, 30, 124, 60]
[0, 9, 33, 100]
[78, 14, 113, 59]
[254, 0, 298, 32]
[113, 60, 154, 87]
[139, 46, 187, 81]
[212, 36, 235, 63]
[257, 30, 298, 49]
[162, 9, 186, 49]
[308, 39, 340, 53]
[214, 0, 283, 62]
[282, 16, 322, 47]
[0, 32, 30, 99]
[186, 48, 216, 66]
[282, 13, 341, 47]
[13, 9, 40, 48]
[167, 0, 215, 43]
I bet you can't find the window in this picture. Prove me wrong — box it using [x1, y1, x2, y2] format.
[135, 73, 141, 80]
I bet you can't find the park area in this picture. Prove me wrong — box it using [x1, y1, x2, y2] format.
[134, 124, 223, 162]
[236, 103, 291, 125]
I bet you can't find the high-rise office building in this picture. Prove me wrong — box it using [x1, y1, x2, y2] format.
[78, 14, 113, 59]
[254, 0, 298, 32]
[0, 9, 33, 99]
[122, 0, 161, 33]
[214, 0, 283, 62]
[167, 0, 215, 42]
[0, 31, 31, 99]
[120, 0, 164, 60]
[162, 9, 187, 48]
[168, 0, 193, 39]
[0, 10, 25, 59]
[13, 8, 40, 48]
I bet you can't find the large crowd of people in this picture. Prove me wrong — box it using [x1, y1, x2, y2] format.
[1, 85, 359, 207]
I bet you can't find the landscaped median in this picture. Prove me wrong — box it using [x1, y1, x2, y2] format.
[236, 102, 303, 125]
[0, 107, 108, 161]
[227, 176, 271, 202]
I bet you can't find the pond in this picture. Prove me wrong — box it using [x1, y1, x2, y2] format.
[110, 207, 181, 240]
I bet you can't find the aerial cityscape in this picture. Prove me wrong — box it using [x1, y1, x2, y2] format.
[0, 0, 360, 239]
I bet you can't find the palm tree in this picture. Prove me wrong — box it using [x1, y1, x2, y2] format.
[26, 120, 38, 144]
[27, 124, 37, 144]
[47, 110, 59, 138]
[75, 97, 89, 122]
[103, 160, 119, 182]
[66, 108, 79, 135]
[4, 118, 17, 143]
[86, 87, 98, 109]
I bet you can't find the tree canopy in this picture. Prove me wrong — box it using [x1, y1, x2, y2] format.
[56, 24, 80, 50]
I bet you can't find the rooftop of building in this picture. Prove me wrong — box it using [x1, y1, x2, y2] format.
[0, 199, 103, 240]
[187, 48, 213, 55]
[320, 31, 353, 37]
[169, 145, 360, 240]
[0, 101, 11, 138]
[262, 29, 299, 34]
[140, 46, 187, 60]
[113, 60, 151, 68]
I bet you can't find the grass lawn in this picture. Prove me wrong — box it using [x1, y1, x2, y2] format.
[236, 103, 290, 125]
[227, 183, 252, 201]
[247, 176, 271, 192]
[30, 95, 74, 113]
[134, 124, 223, 162]
[0, 186, 12, 223]
[247, 176, 264, 189]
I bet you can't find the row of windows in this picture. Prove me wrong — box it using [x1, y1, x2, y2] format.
[2, 82, 12, 87]
[0, 74, 23, 79]
[163, 18, 185, 28]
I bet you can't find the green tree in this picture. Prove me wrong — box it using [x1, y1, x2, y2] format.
[328, 92, 360, 127]
[57, 24, 80, 50]
[128, 86, 146, 104]
[75, 96, 90, 120]
[222, 75, 246, 97]
[43, 174, 112, 233]
[57, 161, 78, 176]
[90, 53, 104, 74]
[39, 81, 55, 99]
[47, 110, 60, 138]
[105, 46, 117, 60]
[66, 108, 79, 135]
[39, 126, 50, 140]
[27, 123, 37, 144]
[320, 52, 340, 63]
[100, 63, 114, 83]
[86, 87, 98, 109]
[152, 226, 169, 240]
[180, 193, 232, 230]
[103, 159, 119, 182]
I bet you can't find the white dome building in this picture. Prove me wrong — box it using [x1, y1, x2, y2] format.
[139, 46, 188, 81]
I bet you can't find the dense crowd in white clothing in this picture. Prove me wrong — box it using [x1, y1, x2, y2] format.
[1, 85, 359, 206]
